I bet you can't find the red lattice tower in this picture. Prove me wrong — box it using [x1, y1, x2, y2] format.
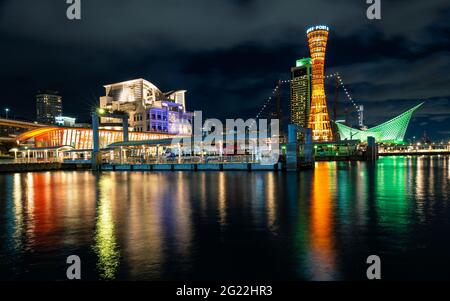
[307, 25, 333, 141]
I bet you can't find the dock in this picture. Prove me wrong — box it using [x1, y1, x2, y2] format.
[101, 162, 284, 172]
[0, 162, 91, 173]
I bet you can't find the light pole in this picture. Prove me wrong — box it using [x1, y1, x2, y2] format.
[5, 108, 9, 119]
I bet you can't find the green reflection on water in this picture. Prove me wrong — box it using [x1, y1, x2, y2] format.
[93, 175, 120, 280]
[375, 157, 409, 233]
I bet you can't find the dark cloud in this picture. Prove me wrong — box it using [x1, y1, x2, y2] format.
[0, 0, 449, 139]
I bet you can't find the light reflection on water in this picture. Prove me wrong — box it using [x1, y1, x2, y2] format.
[0, 156, 449, 280]
[94, 175, 120, 280]
[308, 162, 336, 280]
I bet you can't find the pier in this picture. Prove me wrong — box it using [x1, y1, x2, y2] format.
[100, 162, 283, 172]
[0, 162, 90, 173]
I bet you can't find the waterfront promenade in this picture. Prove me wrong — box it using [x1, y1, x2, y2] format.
[0, 161, 90, 173]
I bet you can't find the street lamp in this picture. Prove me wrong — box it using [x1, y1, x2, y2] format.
[5, 108, 9, 119]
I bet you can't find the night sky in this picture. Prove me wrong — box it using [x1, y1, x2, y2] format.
[0, 0, 449, 140]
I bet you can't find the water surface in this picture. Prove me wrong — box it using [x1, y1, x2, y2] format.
[0, 156, 449, 280]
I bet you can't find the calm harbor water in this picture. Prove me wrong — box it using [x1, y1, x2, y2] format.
[0, 156, 449, 280]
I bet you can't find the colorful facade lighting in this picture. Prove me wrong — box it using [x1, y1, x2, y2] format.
[16, 127, 175, 150]
[307, 25, 333, 142]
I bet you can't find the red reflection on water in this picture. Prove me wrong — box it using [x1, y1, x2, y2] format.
[309, 162, 337, 280]
[29, 173, 63, 240]
[14, 172, 97, 251]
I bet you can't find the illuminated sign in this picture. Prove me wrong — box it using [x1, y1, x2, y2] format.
[306, 25, 329, 34]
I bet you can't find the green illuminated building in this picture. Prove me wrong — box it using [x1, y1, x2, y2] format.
[335, 103, 423, 144]
[290, 58, 312, 140]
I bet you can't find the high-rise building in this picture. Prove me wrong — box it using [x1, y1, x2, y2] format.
[291, 58, 312, 141]
[99, 78, 193, 135]
[36, 90, 63, 125]
[307, 25, 333, 141]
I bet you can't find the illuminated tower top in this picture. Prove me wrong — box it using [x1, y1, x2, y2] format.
[307, 25, 329, 89]
[306, 25, 329, 34]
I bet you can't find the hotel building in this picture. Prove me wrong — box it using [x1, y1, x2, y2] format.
[36, 90, 63, 125]
[99, 79, 193, 135]
[291, 58, 312, 141]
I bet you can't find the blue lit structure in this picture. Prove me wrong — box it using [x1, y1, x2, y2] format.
[148, 101, 193, 134]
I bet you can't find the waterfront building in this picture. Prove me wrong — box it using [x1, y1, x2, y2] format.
[14, 127, 277, 165]
[36, 90, 62, 125]
[336, 103, 424, 144]
[16, 127, 173, 149]
[99, 79, 193, 135]
[290, 58, 312, 141]
[307, 25, 333, 141]
[16, 79, 192, 151]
